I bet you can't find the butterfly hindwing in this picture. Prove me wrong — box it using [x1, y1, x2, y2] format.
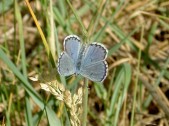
[57, 52, 75, 76]
[80, 61, 108, 82]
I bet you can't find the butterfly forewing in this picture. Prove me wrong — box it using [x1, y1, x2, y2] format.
[81, 43, 108, 67]
[80, 61, 108, 82]
[64, 35, 81, 63]
[58, 52, 75, 76]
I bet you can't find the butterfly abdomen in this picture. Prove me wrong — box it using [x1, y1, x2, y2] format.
[76, 45, 87, 73]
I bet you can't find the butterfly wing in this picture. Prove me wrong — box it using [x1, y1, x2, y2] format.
[81, 43, 108, 67]
[57, 52, 75, 76]
[80, 61, 108, 82]
[57, 35, 81, 76]
[80, 43, 108, 82]
[64, 35, 81, 63]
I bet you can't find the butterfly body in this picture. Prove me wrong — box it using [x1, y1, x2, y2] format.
[75, 44, 87, 73]
[58, 35, 108, 82]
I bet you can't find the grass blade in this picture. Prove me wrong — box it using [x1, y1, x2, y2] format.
[66, 0, 88, 38]
[46, 106, 61, 126]
[0, 48, 61, 126]
[15, 1, 33, 125]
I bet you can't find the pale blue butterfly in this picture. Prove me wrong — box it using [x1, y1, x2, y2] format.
[57, 35, 108, 82]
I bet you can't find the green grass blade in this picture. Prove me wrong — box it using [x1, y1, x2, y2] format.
[107, 68, 116, 100]
[82, 79, 89, 126]
[114, 64, 131, 125]
[0, 48, 61, 125]
[130, 48, 141, 126]
[113, 94, 122, 126]
[143, 57, 169, 108]
[15, 1, 33, 125]
[45, 106, 61, 126]
[87, 0, 109, 40]
[0, 0, 13, 14]
[66, 0, 88, 38]
[146, 22, 158, 52]
[48, 0, 56, 59]
[53, 7, 65, 27]
[54, 24, 67, 86]
[107, 66, 124, 117]
[69, 76, 82, 93]
[92, 0, 125, 41]
[2, 94, 11, 126]
[108, 26, 140, 56]
[122, 63, 131, 101]
[58, 0, 66, 19]
[0, 48, 42, 104]
[94, 83, 107, 100]
[15, 0, 27, 76]
[108, 64, 131, 125]
[25, 97, 33, 126]
[5, 110, 11, 126]
[159, 19, 169, 29]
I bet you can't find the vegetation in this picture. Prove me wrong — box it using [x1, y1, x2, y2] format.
[0, 0, 169, 125]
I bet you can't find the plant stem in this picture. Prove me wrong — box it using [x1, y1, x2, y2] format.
[66, 0, 88, 38]
[130, 26, 143, 126]
[82, 78, 88, 126]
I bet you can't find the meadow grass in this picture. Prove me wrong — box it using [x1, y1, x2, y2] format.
[0, 0, 169, 126]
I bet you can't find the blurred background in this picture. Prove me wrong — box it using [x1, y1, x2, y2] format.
[0, 0, 169, 126]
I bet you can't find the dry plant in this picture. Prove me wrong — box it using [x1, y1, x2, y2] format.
[29, 76, 83, 126]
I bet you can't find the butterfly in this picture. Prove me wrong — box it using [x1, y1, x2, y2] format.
[57, 35, 108, 82]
